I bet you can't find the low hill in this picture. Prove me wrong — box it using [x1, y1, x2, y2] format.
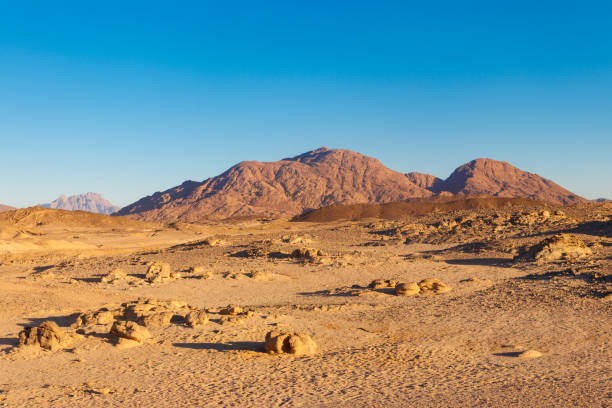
[293, 197, 551, 222]
[0, 206, 152, 229]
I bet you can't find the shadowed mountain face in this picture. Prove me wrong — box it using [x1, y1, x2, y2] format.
[41, 193, 120, 215]
[0, 204, 15, 213]
[118, 148, 586, 222]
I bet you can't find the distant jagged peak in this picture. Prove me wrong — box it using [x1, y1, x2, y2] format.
[41, 192, 121, 215]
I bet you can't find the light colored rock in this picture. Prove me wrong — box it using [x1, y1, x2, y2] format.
[145, 261, 180, 283]
[138, 312, 173, 328]
[518, 349, 543, 358]
[110, 321, 151, 343]
[418, 278, 451, 294]
[18, 321, 71, 351]
[515, 234, 592, 263]
[265, 331, 317, 356]
[220, 305, 243, 316]
[395, 282, 420, 296]
[185, 310, 208, 327]
[100, 268, 127, 283]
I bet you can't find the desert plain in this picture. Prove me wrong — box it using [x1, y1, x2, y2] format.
[0, 201, 610, 407]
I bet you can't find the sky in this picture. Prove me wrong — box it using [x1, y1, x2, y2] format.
[1, 1, 611, 208]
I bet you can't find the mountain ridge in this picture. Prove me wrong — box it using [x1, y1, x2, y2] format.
[117, 148, 586, 222]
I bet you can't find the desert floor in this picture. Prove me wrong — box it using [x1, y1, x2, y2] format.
[0, 205, 610, 407]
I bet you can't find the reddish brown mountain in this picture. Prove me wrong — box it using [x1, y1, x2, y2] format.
[117, 147, 432, 221]
[405, 172, 445, 191]
[433, 158, 585, 205]
[117, 149, 585, 222]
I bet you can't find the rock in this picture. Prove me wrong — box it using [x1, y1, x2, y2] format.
[417, 278, 451, 294]
[18, 321, 71, 351]
[110, 321, 151, 343]
[514, 234, 592, 263]
[137, 312, 173, 328]
[291, 247, 320, 260]
[368, 279, 398, 289]
[265, 331, 317, 356]
[517, 349, 543, 358]
[249, 270, 272, 280]
[188, 266, 205, 274]
[185, 310, 209, 327]
[395, 282, 420, 296]
[100, 268, 127, 283]
[220, 305, 243, 316]
[145, 262, 180, 283]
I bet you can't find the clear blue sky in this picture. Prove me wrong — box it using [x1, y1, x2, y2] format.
[1, 1, 611, 207]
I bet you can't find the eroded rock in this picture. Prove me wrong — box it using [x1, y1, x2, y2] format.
[395, 282, 420, 296]
[514, 234, 592, 263]
[145, 262, 181, 283]
[100, 268, 127, 284]
[18, 321, 71, 351]
[417, 278, 451, 294]
[265, 331, 317, 356]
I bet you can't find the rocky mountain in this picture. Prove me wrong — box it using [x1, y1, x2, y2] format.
[0, 204, 15, 213]
[117, 147, 433, 221]
[41, 193, 120, 215]
[413, 158, 586, 205]
[118, 148, 586, 222]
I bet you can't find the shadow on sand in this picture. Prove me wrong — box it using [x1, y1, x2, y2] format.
[173, 341, 265, 352]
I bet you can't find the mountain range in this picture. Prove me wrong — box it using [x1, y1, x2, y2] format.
[41, 193, 120, 215]
[117, 147, 586, 222]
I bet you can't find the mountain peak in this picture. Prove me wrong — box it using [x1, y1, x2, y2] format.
[441, 159, 585, 204]
[41, 193, 120, 215]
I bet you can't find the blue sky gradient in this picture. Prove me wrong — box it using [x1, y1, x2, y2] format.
[1, 1, 611, 207]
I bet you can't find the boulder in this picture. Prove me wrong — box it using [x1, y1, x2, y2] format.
[265, 331, 317, 356]
[110, 321, 151, 343]
[18, 321, 71, 351]
[417, 278, 451, 294]
[395, 282, 420, 296]
[514, 234, 592, 263]
[100, 268, 127, 283]
[145, 262, 180, 283]
[185, 310, 209, 327]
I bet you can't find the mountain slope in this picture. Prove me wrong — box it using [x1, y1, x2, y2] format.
[41, 193, 120, 215]
[439, 158, 585, 205]
[117, 147, 432, 221]
[118, 149, 586, 222]
[0, 204, 15, 213]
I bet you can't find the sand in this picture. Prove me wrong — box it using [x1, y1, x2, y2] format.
[0, 203, 610, 407]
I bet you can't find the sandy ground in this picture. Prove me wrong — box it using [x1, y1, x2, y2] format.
[0, 206, 610, 407]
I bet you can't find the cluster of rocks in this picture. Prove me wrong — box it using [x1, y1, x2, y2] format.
[291, 247, 327, 261]
[369, 278, 451, 296]
[514, 234, 592, 263]
[98, 262, 185, 285]
[374, 209, 571, 245]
